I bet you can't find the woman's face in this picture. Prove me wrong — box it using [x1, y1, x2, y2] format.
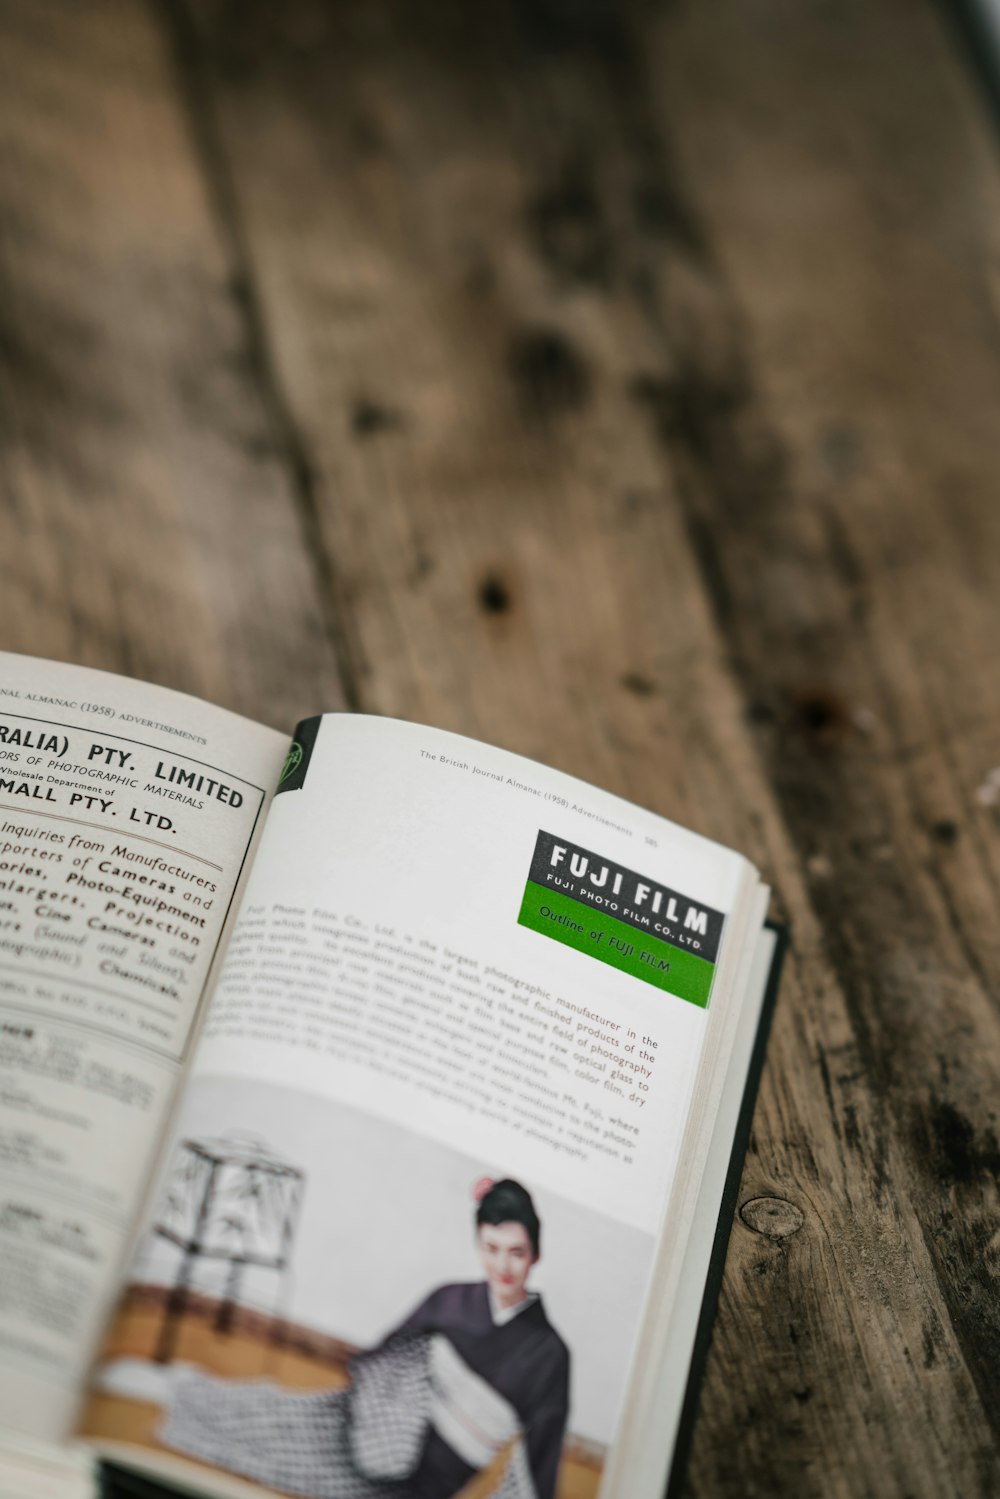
[477, 1220, 538, 1309]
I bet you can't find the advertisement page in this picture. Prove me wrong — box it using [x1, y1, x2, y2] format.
[0, 654, 286, 1439]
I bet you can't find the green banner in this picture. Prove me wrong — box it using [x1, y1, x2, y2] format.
[517, 880, 715, 1007]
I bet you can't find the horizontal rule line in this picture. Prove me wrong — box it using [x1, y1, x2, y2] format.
[0, 710, 268, 791]
[0, 801, 224, 871]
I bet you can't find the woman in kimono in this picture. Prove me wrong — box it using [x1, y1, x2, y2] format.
[160, 1178, 570, 1499]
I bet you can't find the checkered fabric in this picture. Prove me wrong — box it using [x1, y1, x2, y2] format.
[161, 1363, 378, 1498]
[159, 1334, 536, 1499]
[347, 1336, 430, 1480]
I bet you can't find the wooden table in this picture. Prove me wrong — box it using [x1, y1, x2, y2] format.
[2, 1, 999, 1494]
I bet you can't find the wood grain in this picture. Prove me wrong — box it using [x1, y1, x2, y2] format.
[0, 0, 344, 725]
[652, 6, 1000, 1494]
[2, 0, 1000, 1493]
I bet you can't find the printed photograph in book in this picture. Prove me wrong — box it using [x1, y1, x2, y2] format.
[83, 1080, 658, 1499]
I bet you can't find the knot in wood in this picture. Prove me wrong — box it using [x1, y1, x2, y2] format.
[789, 687, 851, 740]
[740, 1195, 804, 1240]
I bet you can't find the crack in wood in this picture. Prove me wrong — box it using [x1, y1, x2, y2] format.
[153, 0, 365, 713]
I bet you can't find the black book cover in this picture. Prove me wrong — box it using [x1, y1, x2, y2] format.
[665, 918, 789, 1499]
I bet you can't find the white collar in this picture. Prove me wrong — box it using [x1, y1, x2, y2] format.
[488, 1287, 539, 1326]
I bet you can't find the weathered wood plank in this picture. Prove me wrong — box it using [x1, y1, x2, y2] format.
[648, 4, 1000, 1494]
[0, 0, 343, 725]
[168, 1, 1000, 1494]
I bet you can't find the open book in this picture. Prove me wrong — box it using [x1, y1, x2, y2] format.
[0, 652, 785, 1499]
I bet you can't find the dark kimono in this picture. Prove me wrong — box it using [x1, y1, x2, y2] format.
[390, 1282, 570, 1499]
[160, 1281, 570, 1499]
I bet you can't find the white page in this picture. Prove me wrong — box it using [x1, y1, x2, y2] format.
[87, 714, 761, 1499]
[0, 654, 287, 1440]
[193, 716, 751, 1236]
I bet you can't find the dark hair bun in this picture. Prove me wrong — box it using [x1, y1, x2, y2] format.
[476, 1178, 541, 1256]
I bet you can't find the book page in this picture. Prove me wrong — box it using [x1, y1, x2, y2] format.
[0, 654, 287, 1442]
[606, 923, 779, 1499]
[83, 714, 760, 1499]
